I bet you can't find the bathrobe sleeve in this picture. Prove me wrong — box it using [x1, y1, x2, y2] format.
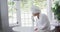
[36, 14, 50, 30]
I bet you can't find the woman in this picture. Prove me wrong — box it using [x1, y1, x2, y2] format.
[31, 5, 50, 32]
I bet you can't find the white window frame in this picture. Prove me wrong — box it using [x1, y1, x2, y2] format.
[47, 0, 52, 21]
[16, 1, 21, 26]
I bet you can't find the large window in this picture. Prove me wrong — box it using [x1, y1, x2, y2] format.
[8, 0, 18, 26]
[8, 0, 48, 27]
[20, 0, 32, 27]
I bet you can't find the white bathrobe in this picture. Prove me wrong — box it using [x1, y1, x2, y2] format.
[35, 14, 50, 32]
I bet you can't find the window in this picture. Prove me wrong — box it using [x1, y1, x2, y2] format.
[20, 0, 33, 27]
[8, 0, 18, 26]
[8, 0, 48, 27]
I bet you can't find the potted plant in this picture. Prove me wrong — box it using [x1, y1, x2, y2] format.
[52, 1, 60, 22]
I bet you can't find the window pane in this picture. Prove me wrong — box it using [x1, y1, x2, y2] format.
[8, 0, 17, 25]
[20, 0, 32, 27]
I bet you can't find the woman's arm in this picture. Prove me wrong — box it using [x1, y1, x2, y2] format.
[37, 14, 50, 30]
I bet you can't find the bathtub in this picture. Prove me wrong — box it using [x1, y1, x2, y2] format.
[12, 26, 34, 32]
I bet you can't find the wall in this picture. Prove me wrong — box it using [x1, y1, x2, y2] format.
[0, 0, 9, 32]
[0, 2, 2, 31]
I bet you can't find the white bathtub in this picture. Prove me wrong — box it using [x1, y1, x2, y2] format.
[12, 26, 34, 32]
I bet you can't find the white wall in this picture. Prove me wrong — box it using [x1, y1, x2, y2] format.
[0, 0, 9, 32]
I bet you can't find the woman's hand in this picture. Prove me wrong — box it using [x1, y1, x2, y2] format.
[35, 28, 39, 32]
[35, 28, 38, 31]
